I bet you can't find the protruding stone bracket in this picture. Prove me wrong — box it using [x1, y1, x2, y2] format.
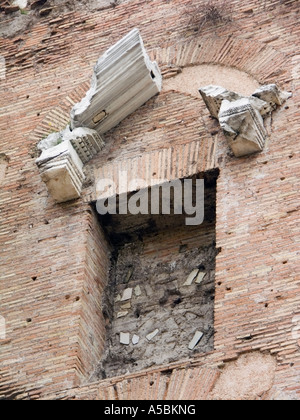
[35, 28, 162, 203]
[36, 141, 85, 203]
[199, 84, 292, 158]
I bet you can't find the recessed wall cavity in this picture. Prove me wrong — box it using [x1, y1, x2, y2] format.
[93, 171, 219, 380]
[163, 64, 260, 98]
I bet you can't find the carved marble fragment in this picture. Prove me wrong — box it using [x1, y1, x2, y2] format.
[199, 84, 291, 157]
[70, 28, 162, 134]
[36, 29, 162, 203]
[36, 141, 85, 203]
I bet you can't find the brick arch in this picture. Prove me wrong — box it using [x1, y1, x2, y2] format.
[150, 35, 290, 86]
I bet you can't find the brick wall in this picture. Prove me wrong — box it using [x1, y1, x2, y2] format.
[0, 0, 299, 400]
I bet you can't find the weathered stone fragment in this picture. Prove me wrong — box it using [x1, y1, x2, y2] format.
[199, 84, 291, 157]
[132, 335, 140, 345]
[121, 288, 133, 302]
[70, 28, 162, 134]
[199, 85, 241, 119]
[195, 272, 206, 285]
[184, 269, 199, 286]
[252, 84, 292, 107]
[38, 126, 105, 164]
[219, 98, 267, 157]
[146, 329, 159, 342]
[36, 141, 85, 203]
[63, 126, 105, 164]
[188, 331, 203, 350]
[134, 285, 142, 297]
[120, 332, 130, 345]
[117, 311, 129, 319]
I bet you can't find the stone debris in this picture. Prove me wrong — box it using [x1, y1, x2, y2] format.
[199, 84, 291, 157]
[36, 141, 85, 203]
[195, 272, 206, 285]
[120, 332, 130, 345]
[184, 269, 199, 286]
[121, 302, 131, 310]
[70, 28, 162, 135]
[146, 329, 159, 342]
[188, 331, 204, 350]
[121, 288, 133, 302]
[134, 285, 142, 297]
[12, 0, 27, 9]
[117, 311, 129, 319]
[219, 98, 267, 158]
[252, 84, 292, 107]
[132, 335, 140, 345]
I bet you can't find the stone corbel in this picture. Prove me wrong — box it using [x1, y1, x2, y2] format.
[36, 140, 85, 203]
[36, 29, 162, 203]
[199, 84, 292, 157]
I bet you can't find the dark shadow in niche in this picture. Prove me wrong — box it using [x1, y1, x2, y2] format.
[91, 169, 219, 380]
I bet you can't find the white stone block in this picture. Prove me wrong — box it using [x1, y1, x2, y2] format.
[199, 84, 291, 158]
[146, 329, 159, 342]
[121, 302, 131, 310]
[219, 98, 267, 157]
[37, 132, 63, 151]
[135, 285, 142, 297]
[184, 269, 199, 286]
[199, 85, 241, 119]
[195, 272, 206, 285]
[117, 311, 129, 319]
[36, 141, 85, 203]
[252, 84, 292, 107]
[13, 0, 27, 9]
[132, 335, 140, 345]
[188, 331, 203, 350]
[120, 332, 130, 345]
[38, 126, 105, 164]
[121, 288, 133, 302]
[199, 85, 272, 119]
[70, 28, 162, 135]
[63, 126, 105, 163]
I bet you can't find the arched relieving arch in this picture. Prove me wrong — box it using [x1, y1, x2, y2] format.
[150, 35, 290, 87]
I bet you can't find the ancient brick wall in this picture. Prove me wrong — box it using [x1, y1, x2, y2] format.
[0, 0, 300, 400]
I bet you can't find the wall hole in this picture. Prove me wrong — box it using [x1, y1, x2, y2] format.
[93, 170, 219, 379]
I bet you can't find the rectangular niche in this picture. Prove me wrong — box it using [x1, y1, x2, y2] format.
[92, 170, 219, 380]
